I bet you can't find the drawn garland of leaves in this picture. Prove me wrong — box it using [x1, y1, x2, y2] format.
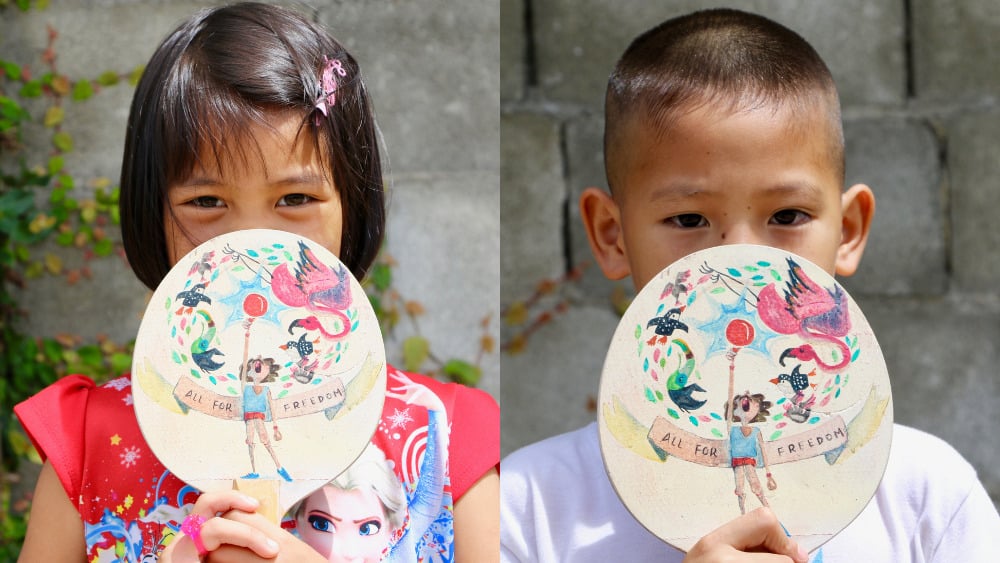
[634, 261, 862, 442]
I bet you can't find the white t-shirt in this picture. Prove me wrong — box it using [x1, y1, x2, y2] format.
[501, 422, 1000, 562]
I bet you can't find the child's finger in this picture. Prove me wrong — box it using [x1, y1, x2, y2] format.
[190, 489, 261, 517]
[198, 515, 281, 558]
[690, 507, 808, 563]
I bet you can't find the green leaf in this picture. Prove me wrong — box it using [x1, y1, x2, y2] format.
[402, 335, 429, 372]
[19, 80, 42, 98]
[43, 105, 64, 127]
[370, 263, 392, 292]
[52, 131, 73, 151]
[129, 64, 145, 86]
[47, 155, 64, 175]
[0, 95, 30, 128]
[93, 238, 113, 257]
[442, 359, 481, 386]
[97, 71, 119, 86]
[77, 344, 103, 368]
[42, 338, 64, 363]
[109, 353, 132, 375]
[0, 60, 21, 80]
[7, 429, 42, 464]
[71, 80, 93, 101]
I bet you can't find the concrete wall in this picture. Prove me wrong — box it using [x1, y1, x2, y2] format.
[1, 0, 499, 400]
[501, 0, 1000, 512]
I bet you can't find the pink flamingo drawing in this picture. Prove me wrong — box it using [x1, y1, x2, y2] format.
[757, 258, 851, 372]
[271, 241, 353, 340]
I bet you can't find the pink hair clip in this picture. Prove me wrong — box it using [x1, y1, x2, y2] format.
[315, 56, 347, 119]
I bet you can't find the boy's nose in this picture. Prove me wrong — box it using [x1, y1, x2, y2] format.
[719, 223, 763, 246]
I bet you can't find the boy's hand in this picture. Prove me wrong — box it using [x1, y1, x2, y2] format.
[683, 508, 809, 563]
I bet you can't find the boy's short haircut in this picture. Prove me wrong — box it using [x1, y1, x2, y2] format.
[604, 8, 845, 194]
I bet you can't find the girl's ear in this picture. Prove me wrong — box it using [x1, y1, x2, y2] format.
[579, 187, 630, 280]
[835, 184, 875, 277]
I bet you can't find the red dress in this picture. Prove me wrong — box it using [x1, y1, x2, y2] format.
[15, 364, 498, 562]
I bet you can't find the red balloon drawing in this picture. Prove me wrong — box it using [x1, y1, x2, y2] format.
[725, 319, 754, 347]
[243, 293, 268, 318]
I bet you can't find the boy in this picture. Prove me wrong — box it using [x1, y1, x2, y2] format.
[500, 8, 1000, 562]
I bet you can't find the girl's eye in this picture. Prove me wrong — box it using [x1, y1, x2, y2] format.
[667, 213, 708, 228]
[770, 209, 810, 226]
[190, 196, 224, 208]
[308, 515, 334, 533]
[278, 193, 314, 207]
[358, 520, 382, 536]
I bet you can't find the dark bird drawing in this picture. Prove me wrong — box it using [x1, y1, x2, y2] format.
[646, 307, 689, 346]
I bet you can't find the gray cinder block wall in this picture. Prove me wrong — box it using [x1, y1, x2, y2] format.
[500, 0, 1000, 512]
[1, 0, 499, 397]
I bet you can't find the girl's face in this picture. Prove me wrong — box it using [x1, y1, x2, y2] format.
[297, 485, 394, 563]
[164, 111, 344, 267]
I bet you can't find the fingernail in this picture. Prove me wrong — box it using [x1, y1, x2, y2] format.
[797, 545, 809, 562]
[240, 493, 260, 506]
[266, 538, 279, 552]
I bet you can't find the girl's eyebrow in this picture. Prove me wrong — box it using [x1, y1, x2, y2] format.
[273, 173, 329, 186]
[174, 173, 329, 188]
[174, 176, 222, 188]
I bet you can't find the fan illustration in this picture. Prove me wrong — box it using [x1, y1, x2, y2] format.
[599, 245, 892, 553]
[132, 229, 386, 521]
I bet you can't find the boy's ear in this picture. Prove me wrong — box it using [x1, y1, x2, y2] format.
[835, 183, 875, 276]
[580, 187, 631, 280]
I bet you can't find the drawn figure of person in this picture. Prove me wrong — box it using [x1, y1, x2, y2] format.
[294, 445, 406, 562]
[727, 391, 777, 514]
[240, 351, 290, 482]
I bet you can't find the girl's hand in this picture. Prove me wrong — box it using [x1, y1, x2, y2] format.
[204, 510, 329, 563]
[683, 508, 809, 563]
[160, 491, 279, 562]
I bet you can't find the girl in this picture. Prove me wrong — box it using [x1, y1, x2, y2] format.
[14, 3, 499, 562]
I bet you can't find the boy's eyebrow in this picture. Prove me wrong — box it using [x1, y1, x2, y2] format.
[648, 183, 720, 202]
[648, 181, 826, 202]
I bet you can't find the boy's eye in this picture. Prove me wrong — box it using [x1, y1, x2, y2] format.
[667, 213, 708, 228]
[308, 515, 334, 533]
[770, 209, 810, 226]
[190, 196, 224, 208]
[277, 193, 314, 207]
[358, 520, 381, 536]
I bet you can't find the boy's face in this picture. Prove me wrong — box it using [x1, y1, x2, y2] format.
[584, 101, 872, 291]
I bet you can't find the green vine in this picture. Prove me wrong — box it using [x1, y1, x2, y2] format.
[1, 2, 139, 557]
[0, 4, 494, 558]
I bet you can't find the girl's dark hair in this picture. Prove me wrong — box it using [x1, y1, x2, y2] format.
[120, 2, 385, 290]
